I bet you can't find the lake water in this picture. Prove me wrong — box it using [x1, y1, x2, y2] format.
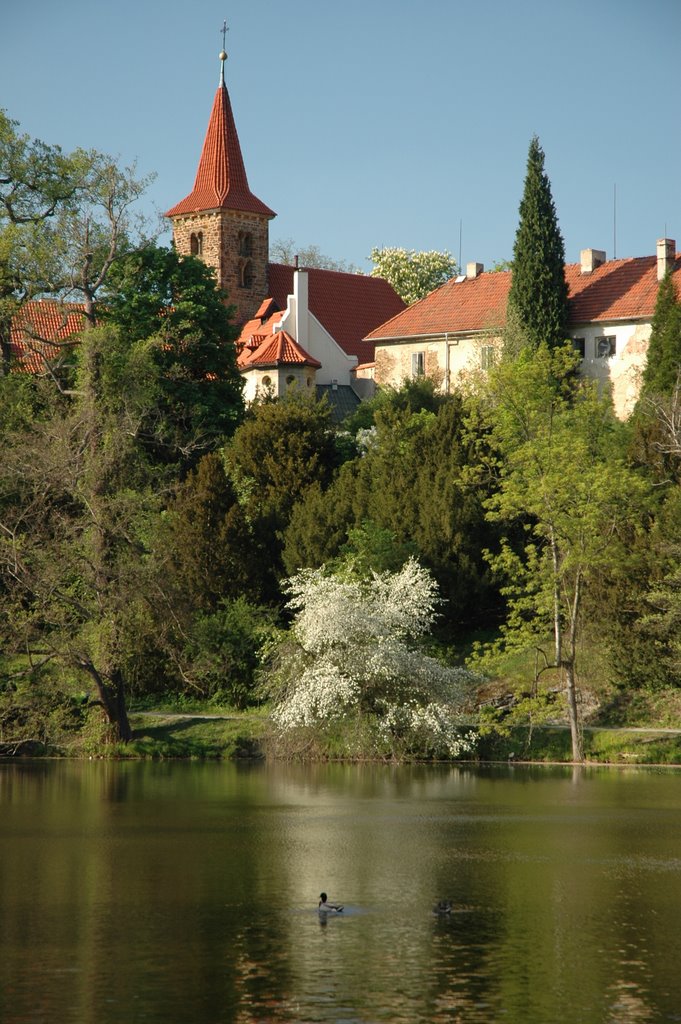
[1, 760, 680, 1024]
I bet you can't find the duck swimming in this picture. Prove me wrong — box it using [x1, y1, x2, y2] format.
[318, 892, 344, 912]
[433, 900, 453, 915]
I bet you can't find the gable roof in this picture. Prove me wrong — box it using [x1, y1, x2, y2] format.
[238, 329, 321, 370]
[267, 264, 405, 363]
[165, 81, 275, 220]
[366, 254, 681, 342]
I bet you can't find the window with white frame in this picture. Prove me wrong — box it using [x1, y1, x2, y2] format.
[411, 351, 425, 377]
[595, 335, 616, 358]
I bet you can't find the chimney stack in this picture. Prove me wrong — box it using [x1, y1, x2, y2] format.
[466, 262, 484, 279]
[657, 238, 676, 281]
[580, 249, 606, 274]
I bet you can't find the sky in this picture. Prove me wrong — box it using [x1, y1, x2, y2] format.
[2, 0, 679, 274]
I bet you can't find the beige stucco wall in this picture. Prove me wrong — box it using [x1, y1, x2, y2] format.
[571, 321, 650, 418]
[374, 322, 651, 418]
[242, 366, 316, 403]
[374, 335, 499, 392]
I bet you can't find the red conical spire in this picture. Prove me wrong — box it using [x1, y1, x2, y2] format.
[166, 52, 275, 219]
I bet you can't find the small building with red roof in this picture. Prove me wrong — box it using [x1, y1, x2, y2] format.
[365, 242, 681, 418]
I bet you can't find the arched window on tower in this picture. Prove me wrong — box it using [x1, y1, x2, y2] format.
[238, 231, 253, 257]
[239, 258, 254, 289]
[190, 231, 203, 256]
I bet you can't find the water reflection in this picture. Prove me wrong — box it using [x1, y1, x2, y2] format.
[0, 761, 680, 1023]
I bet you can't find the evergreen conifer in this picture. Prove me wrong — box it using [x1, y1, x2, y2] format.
[640, 271, 681, 397]
[507, 136, 569, 352]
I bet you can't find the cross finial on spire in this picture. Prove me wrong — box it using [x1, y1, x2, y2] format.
[219, 20, 229, 85]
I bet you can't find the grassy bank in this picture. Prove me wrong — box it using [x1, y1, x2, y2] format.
[88, 711, 681, 765]
[3, 705, 681, 764]
[476, 724, 681, 766]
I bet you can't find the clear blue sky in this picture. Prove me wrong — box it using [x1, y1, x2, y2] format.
[2, 0, 679, 273]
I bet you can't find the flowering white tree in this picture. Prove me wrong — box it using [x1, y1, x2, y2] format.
[369, 247, 457, 305]
[267, 559, 476, 757]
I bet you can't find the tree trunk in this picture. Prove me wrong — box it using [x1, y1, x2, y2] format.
[564, 572, 584, 762]
[0, 314, 13, 377]
[111, 668, 133, 742]
[81, 661, 132, 742]
[564, 659, 583, 762]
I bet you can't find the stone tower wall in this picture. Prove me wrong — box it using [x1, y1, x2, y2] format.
[170, 209, 270, 326]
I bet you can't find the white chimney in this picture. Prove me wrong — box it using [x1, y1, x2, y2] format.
[580, 249, 606, 274]
[466, 262, 484, 279]
[293, 269, 309, 350]
[657, 238, 676, 281]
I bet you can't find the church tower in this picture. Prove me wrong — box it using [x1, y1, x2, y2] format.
[165, 46, 276, 326]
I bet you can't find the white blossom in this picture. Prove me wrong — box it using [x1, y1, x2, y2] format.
[268, 559, 478, 756]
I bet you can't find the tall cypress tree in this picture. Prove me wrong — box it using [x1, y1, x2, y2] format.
[640, 271, 681, 397]
[507, 136, 569, 352]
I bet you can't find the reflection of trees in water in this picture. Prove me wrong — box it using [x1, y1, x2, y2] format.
[0, 763, 679, 1023]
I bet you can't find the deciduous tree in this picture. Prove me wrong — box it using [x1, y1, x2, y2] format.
[103, 246, 244, 466]
[265, 558, 476, 757]
[369, 247, 457, 305]
[480, 344, 650, 760]
[270, 236, 359, 273]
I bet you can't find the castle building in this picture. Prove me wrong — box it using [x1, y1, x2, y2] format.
[165, 49, 405, 409]
[365, 241, 681, 419]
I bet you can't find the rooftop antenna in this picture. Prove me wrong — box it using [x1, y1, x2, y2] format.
[613, 183, 617, 259]
[219, 19, 229, 84]
[458, 219, 462, 272]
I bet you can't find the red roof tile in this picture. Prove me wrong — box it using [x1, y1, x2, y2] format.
[239, 329, 321, 370]
[165, 82, 275, 219]
[267, 264, 405, 363]
[366, 255, 681, 341]
[10, 300, 86, 372]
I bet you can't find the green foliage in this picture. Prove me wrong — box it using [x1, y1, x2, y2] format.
[0, 669, 96, 754]
[0, 373, 63, 432]
[369, 247, 457, 305]
[343, 376, 446, 433]
[283, 391, 500, 626]
[0, 109, 89, 369]
[506, 136, 569, 352]
[225, 392, 342, 594]
[183, 597, 277, 709]
[102, 246, 244, 463]
[479, 344, 651, 758]
[636, 485, 681, 683]
[336, 521, 416, 577]
[159, 452, 259, 611]
[282, 477, 356, 575]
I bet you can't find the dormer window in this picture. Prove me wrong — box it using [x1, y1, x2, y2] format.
[190, 232, 203, 256]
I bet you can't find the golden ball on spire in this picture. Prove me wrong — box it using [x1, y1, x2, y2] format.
[219, 50, 228, 62]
